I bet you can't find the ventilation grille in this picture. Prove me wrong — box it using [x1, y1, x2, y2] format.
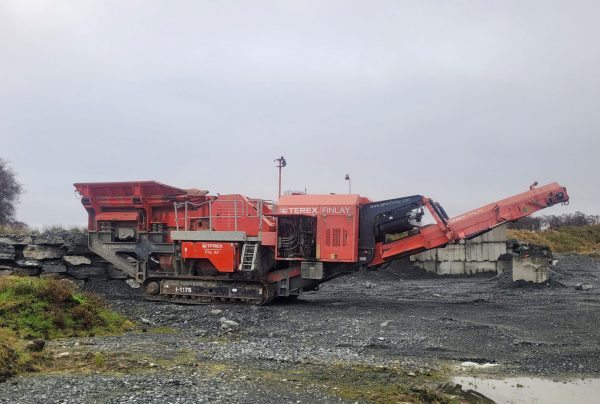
[325, 228, 348, 247]
[332, 228, 341, 247]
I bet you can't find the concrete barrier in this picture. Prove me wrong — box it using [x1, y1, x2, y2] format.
[512, 256, 550, 283]
[410, 224, 507, 275]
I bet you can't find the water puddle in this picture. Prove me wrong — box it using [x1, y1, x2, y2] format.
[453, 376, 600, 404]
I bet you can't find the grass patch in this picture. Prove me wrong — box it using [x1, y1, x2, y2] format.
[239, 362, 453, 403]
[147, 326, 179, 334]
[508, 225, 600, 255]
[0, 224, 31, 235]
[0, 224, 88, 236]
[273, 364, 452, 403]
[93, 352, 107, 367]
[0, 276, 134, 381]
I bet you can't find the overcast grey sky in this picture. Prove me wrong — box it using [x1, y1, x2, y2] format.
[1, 1, 598, 228]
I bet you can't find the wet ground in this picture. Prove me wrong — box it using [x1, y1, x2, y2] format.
[1, 254, 599, 403]
[452, 376, 600, 404]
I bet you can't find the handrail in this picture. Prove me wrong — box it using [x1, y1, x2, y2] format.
[173, 197, 274, 232]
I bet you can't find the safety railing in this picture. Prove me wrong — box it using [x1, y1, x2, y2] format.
[173, 197, 275, 233]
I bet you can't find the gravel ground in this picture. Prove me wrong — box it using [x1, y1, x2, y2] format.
[1, 254, 599, 403]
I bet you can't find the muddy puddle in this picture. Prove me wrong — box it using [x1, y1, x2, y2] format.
[453, 376, 600, 404]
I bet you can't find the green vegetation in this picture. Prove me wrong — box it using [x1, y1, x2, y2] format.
[0, 224, 87, 236]
[101, 358, 455, 403]
[146, 326, 179, 334]
[507, 225, 600, 256]
[0, 276, 134, 381]
[240, 362, 454, 403]
[0, 224, 30, 235]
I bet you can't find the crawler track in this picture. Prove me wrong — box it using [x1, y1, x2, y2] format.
[142, 277, 276, 305]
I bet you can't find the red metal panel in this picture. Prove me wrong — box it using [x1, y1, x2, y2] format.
[261, 231, 277, 246]
[73, 181, 188, 197]
[275, 194, 361, 262]
[181, 242, 239, 273]
[96, 212, 139, 222]
[267, 266, 301, 282]
[318, 210, 357, 261]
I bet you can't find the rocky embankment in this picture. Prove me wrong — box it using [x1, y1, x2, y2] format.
[0, 231, 126, 281]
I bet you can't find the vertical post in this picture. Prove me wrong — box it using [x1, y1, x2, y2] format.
[345, 174, 351, 194]
[209, 200, 212, 231]
[234, 199, 238, 231]
[258, 199, 263, 236]
[274, 156, 287, 198]
[174, 202, 179, 231]
[184, 201, 189, 231]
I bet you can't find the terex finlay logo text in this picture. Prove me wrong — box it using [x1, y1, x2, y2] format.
[202, 243, 223, 249]
[277, 206, 352, 215]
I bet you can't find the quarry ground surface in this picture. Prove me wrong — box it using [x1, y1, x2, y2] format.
[1, 254, 599, 403]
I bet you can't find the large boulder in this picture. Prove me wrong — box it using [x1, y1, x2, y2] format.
[33, 236, 65, 246]
[0, 242, 15, 260]
[67, 265, 108, 280]
[42, 260, 68, 274]
[23, 245, 63, 260]
[0, 235, 34, 246]
[65, 243, 90, 255]
[63, 255, 92, 266]
[63, 234, 90, 255]
[13, 267, 40, 276]
[16, 259, 42, 268]
[108, 266, 129, 280]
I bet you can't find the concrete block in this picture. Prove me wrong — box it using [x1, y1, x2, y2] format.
[465, 261, 497, 275]
[479, 244, 485, 261]
[467, 244, 482, 262]
[437, 261, 465, 275]
[485, 242, 506, 262]
[496, 260, 512, 274]
[448, 244, 464, 261]
[427, 249, 436, 261]
[482, 231, 490, 243]
[493, 225, 507, 242]
[470, 234, 484, 244]
[408, 224, 508, 276]
[414, 261, 437, 273]
[425, 261, 437, 273]
[411, 252, 428, 262]
[492, 243, 500, 259]
[512, 256, 550, 283]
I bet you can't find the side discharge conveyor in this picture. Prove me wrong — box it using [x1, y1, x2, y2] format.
[74, 180, 569, 305]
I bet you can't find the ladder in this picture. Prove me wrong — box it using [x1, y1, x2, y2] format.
[239, 242, 259, 271]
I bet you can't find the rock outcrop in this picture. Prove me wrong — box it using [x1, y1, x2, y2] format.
[0, 231, 128, 281]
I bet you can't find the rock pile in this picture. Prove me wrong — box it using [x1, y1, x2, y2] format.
[0, 231, 127, 280]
